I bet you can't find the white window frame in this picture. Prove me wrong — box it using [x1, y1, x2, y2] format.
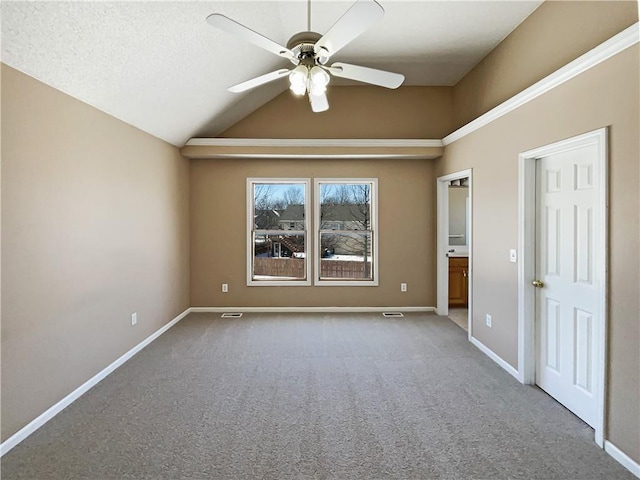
[314, 178, 379, 286]
[247, 178, 311, 286]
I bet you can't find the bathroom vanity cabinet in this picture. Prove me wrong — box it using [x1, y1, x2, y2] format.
[448, 256, 468, 307]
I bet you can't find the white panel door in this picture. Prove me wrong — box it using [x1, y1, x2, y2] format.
[535, 144, 601, 428]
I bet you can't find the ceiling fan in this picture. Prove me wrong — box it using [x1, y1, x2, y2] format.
[206, 0, 405, 113]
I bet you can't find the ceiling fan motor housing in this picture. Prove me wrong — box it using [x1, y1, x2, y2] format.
[286, 31, 328, 65]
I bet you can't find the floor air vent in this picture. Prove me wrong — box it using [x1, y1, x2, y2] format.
[221, 312, 243, 318]
[382, 312, 404, 318]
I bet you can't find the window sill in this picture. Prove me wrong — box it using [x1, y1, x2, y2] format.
[247, 280, 312, 287]
[314, 280, 379, 287]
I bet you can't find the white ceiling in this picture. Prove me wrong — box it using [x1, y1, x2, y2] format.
[1, 1, 542, 147]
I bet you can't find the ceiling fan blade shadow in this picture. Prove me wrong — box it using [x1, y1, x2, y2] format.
[309, 91, 329, 112]
[314, 0, 384, 59]
[228, 69, 291, 93]
[328, 62, 404, 89]
[207, 14, 294, 60]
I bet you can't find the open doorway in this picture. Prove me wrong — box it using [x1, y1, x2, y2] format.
[437, 170, 472, 338]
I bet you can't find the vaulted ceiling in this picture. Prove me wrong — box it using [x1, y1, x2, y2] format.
[1, 1, 542, 147]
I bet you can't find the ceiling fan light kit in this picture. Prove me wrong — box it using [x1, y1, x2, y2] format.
[290, 66, 330, 95]
[206, 0, 405, 113]
[289, 66, 309, 96]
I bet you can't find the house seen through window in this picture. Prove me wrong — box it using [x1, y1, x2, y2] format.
[316, 179, 377, 285]
[248, 179, 310, 285]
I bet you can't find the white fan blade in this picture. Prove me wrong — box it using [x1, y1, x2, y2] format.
[328, 62, 404, 89]
[309, 91, 329, 112]
[314, 0, 384, 58]
[207, 14, 294, 60]
[228, 69, 291, 93]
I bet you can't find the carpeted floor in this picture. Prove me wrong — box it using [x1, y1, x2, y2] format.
[1, 312, 634, 479]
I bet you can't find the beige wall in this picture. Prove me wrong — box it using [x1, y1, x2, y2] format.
[190, 157, 436, 308]
[222, 86, 453, 139]
[438, 44, 639, 462]
[194, 85, 449, 309]
[452, 0, 638, 129]
[1, 64, 191, 441]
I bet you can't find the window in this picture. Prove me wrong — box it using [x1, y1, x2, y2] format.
[247, 179, 310, 286]
[315, 179, 378, 285]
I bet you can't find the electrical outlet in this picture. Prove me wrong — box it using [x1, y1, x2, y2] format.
[131, 312, 137, 326]
[486, 314, 492, 328]
[222, 283, 228, 293]
[400, 283, 407, 292]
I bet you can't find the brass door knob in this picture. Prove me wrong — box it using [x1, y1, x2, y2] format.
[532, 280, 544, 288]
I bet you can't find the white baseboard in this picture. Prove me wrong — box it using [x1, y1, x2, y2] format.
[605, 441, 640, 478]
[470, 336, 520, 381]
[189, 306, 436, 313]
[0, 307, 191, 457]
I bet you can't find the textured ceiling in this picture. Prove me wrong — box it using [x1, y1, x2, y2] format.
[1, 1, 542, 146]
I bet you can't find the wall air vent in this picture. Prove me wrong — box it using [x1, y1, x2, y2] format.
[221, 312, 243, 318]
[382, 312, 404, 318]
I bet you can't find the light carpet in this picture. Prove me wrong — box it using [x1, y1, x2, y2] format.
[1, 312, 633, 479]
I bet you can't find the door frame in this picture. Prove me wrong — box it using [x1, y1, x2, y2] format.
[437, 169, 473, 339]
[517, 128, 608, 447]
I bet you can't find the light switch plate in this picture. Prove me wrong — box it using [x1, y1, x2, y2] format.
[509, 249, 517, 263]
